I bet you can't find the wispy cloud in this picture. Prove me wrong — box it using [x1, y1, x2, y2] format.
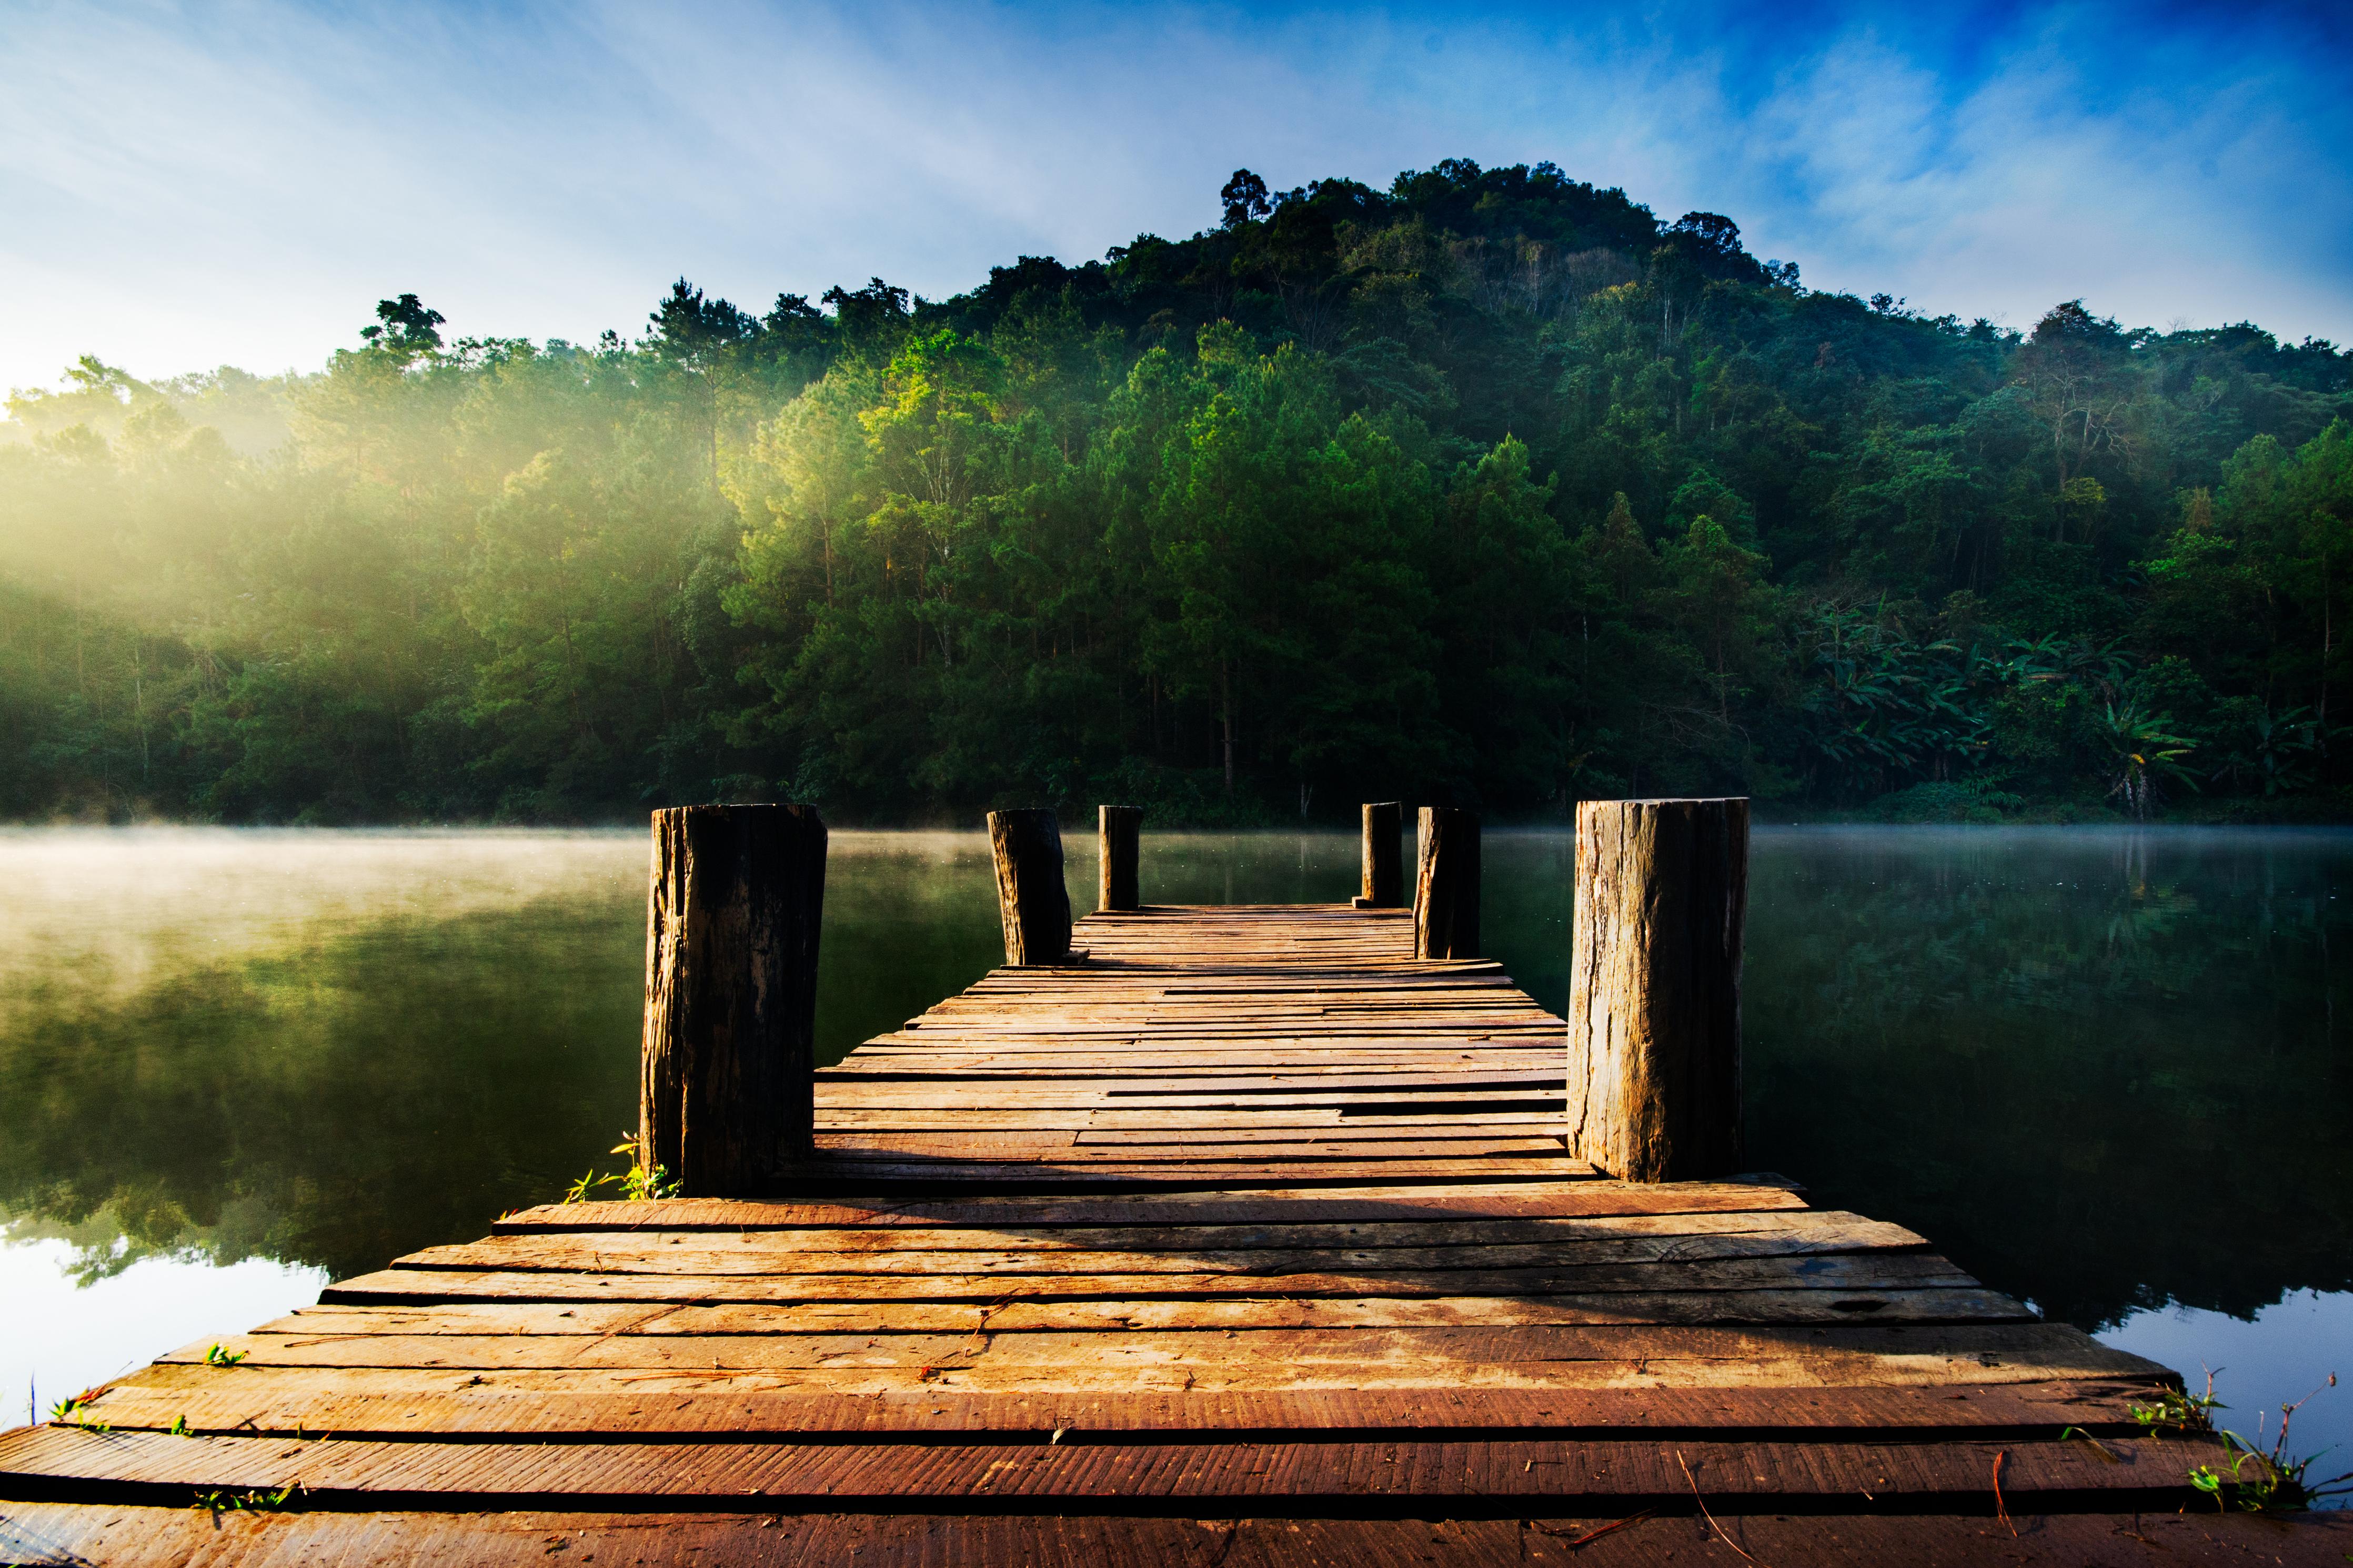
[1, 0, 2344, 392]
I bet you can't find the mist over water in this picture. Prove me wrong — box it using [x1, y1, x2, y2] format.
[2, 825, 2346, 1479]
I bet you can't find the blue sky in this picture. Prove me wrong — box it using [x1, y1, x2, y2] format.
[3, 0, 2348, 392]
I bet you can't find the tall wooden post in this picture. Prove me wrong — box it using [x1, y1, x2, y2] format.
[1353, 801, 1403, 908]
[1098, 804, 1142, 912]
[989, 808, 1074, 965]
[1413, 806, 1481, 958]
[639, 803, 827, 1197]
[1565, 797, 1748, 1182]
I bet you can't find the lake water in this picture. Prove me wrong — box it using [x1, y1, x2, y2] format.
[4, 824, 2347, 1490]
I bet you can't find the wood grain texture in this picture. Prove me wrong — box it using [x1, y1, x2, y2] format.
[989, 809, 1074, 965]
[1355, 802, 1403, 907]
[0, 1422, 2236, 1506]
[494, 1182, 1810, 1232]
[1566, 798, 1747, 1182]
[6, 1504, 2348, 1568]
[1412, 807, 1480, 959]
[1099, 805, 1142, 912]
[640, 804, 826, 1194]
[79, 1377, 2176, 1439]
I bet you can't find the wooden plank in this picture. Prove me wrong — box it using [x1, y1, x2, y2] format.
[324, 1252, 1987, 1306]
[884, 1016, 1563, 1030]
[390, 1219, 1929, 1276]
[75, 1379, 2177, 1439]
[807, 1134, 1571, 1157]
[822, 1065, 1565, 1080]
[116, 1318, 2161, 1395]
[872, 1027, 1559, 1036]
[814, 1112, 1567, 1131]
[772, 1157, 1593, 1183]
[6, 1503, 2347, 1568]
[0, 1425, 2233, 1507]
[820, 1067, 1571, 1089]
[469, 1209, 1908, 1256]
[1064, 1127, 1562, 1146]
[880, 1002, 1554, 1014]
[311, 1275, 2029, 1325]
[93, 1354, 2095, 1401]
[812, 1088, 1571, 1108]
[764, 1160, 1593, 1188]
[495, 1184, 1806, 1232]
[216, 1312, 2156, 1382]
[106, 1316, 2165, 1391]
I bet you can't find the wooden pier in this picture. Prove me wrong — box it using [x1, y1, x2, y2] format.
[5, 817, 2349, 1563]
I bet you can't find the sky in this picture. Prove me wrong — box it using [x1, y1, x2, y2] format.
[3, 0, 2350, 394]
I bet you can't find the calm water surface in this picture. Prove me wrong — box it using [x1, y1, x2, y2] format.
[4, 825, 2347, 1483]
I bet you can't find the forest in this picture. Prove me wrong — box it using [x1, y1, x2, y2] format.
[3, 159, 2349, 825]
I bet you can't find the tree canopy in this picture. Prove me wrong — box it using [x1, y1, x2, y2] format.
[4, 158, 2348, 824]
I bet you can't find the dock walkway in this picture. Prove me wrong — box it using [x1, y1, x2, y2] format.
[6, 904, 2347, 1563]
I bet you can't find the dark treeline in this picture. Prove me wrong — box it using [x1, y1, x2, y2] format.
[5, 159, 2350, 824]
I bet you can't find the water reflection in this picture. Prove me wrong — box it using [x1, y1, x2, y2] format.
[3, 825, 2347, 1462]
[1737, 827, 2351, 1336]
[1, 831, 639, 1287]
[0, 829, 1023, 1284]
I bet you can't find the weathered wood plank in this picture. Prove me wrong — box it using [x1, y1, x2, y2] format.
[769, 1157, 1595, 1185]
[77, 1378, 2176, 1438]
[0, 1424, 2231, 1508]
[327, 1249, 1988, 1301]
[9, 1504, 2348, 1568]
[99, 1355, 2073, 1402]
[809, 1105, 1560, 1124]
[810, 1134, 1570, 1157]
[392, 1218, 1929, 1277]
[315, 1273, 2028, 1325]
[101, 1342, 2161, 1402]
[226, 1311, 2131, 1370]
[474, 1209, 1898, 1255]
[494, 1183, 1812, 1231]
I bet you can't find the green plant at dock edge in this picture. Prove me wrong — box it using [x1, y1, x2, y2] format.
[2130, 1374, 2223, 1434]
[559, 1131, 683, 1203]
[193, 1484, 297, 1518]
[2185, 1373, 2352, 1513]
[47, 1393, 109, 1432]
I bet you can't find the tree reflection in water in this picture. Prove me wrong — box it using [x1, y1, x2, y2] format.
[2, 826, 2345, 1338]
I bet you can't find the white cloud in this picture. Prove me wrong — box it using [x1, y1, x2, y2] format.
[0, 0, 2344, 396]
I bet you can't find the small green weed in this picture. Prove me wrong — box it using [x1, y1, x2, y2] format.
[2184, 1372, 2351, 1513]
[622, 1160, 681, 1201]
[193, 1485, 296, 1518]
[559, 1131, 682, 1203]
[2130, 1376, 2222, 1433]
[202, 1343, 247, 1367]
[47, 1391, 109, 1432]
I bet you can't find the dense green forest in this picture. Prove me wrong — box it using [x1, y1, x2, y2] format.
[5, 159, 2349, 824]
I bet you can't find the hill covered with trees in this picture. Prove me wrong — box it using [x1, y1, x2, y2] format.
[4, 159, 2349, 824]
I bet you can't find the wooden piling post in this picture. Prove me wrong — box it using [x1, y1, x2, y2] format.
[1413, 806, 1481, 958]
[639, 803, 827, 1197]
[990, 808, 1074, 965]
[1353, 801, 1403, 908]
[1565, 797, 1748, 1182]
[1098, 805, 1142, 912]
